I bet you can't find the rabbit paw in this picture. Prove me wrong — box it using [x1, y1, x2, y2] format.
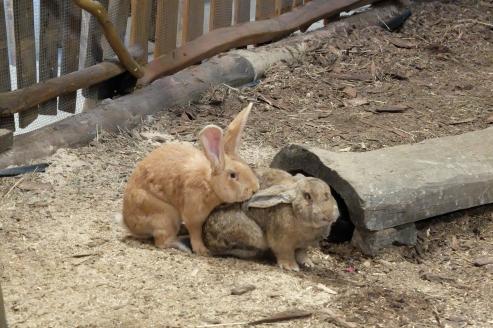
[278, 260, 300, 272]
[296, 250, 314, 268]
[192, 244, 211, 257]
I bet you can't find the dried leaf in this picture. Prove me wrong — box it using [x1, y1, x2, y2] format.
[345, 97, 369, 107]
[388, 37, 416, 49]
[375, 105, 408, 113]
[231, 284, 256, 295]
[370, 61, 377, 79]
[342, 87, 357, 98]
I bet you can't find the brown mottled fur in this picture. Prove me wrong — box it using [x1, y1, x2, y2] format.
[204, 168, 340, 271]
[122, 104, 259, 255]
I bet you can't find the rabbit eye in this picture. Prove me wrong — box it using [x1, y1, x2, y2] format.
[304, 192, 312, 201]
[229, 171, 237, 179]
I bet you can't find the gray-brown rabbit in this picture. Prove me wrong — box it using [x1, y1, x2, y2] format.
[203, 168, 340, 271]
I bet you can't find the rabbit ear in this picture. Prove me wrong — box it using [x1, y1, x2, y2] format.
[224, 103, 253, 157]
[247, 184, 297, 208]
[199, 125, 225, 173]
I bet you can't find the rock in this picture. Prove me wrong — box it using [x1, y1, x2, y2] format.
[473, 256, 493, 267]
[231, 284, 256, 295]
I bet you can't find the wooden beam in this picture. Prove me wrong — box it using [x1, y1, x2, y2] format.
[139, 0, 379, 85]
[182, 0, 205, 43]
[130, 0, 152, 64]
[13, 0, 38, 127]
[0, 48, 142, 115]
[154, 0, 179, 58]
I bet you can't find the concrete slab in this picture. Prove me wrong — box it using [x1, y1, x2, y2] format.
[271, 127, 493, 233]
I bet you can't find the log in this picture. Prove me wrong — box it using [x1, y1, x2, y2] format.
[139, 0, 382, 85]
[0, 128, 13, 153]
[271, 128, 493, 254]
[0, 1, 403, 168]
[0, 48, 143, 115]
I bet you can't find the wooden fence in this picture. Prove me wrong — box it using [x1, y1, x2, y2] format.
[0, 0, 376, 154]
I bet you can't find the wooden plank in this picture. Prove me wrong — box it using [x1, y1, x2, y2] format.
[154, 0, 179, 58]
[256, 0, 277, 21]
[39, 0, 61, 115]
[82, 0, 109, 100]
[234, 0, 251, 24]
[182, 0, 204, 42]
[209, 0, 233, 30]
[59, 2, 82, 113]
[0, 0, 14, 131]
[280, 0, 293, 14]
[130, 0, 152, 64]
[293, 0, 303, 8]
[13, 0, 38, 128]
[102, 0, 131, 59]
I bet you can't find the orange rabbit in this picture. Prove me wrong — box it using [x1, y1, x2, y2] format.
[122, 103, 259, 255]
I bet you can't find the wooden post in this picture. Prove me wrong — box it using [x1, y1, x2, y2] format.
[83, 0, 109, 101]
[13, 0, 38, 127]
[279, 0, 293, 14]
[154, 0, 179, 58]
[130, 0, 152, 64]
[38, 0, 61, 115]
[0, 0, 14, 131]
[234, 0, 251, 24]
[182, 0, 205, 43]
[256, 0, 277, 21]
[59, 2, 82, 113]
[209, 0, 233, 31]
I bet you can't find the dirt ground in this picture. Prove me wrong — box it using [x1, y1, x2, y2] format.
[1, 1, 493, 327]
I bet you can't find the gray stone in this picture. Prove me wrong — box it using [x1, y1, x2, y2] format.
[0, 129, 12, 154]
[351, 224, 417, 256]
[271, 127, 493, 232]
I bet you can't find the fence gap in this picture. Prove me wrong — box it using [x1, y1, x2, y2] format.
[209, 0, 233, 31]
[59, 2, 82, 113]
[13, 0, 38, 127]
[154, 0, 179, 58]
[280, 0, 293, 14]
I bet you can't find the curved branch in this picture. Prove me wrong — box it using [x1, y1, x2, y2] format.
[73, 0, 145, 78]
